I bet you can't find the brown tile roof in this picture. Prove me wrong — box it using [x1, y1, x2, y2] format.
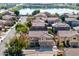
[32, 20, 45, 27]
[29, 31, 53, 38]
[57, 31, 79, 37]
[2, 15, 14, 20]
[64, 13, 79, 18]
[52, 22, 70, 27]
[47, 17, 59, 21]
[65, 18, 78, 21]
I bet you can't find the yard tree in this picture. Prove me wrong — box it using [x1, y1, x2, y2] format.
[0, 13, 2, 19]
[32, 10, 40, 15]
[26, 21, 32, 28]
[4, 34, 29, 56]
[76, 16, 79, 20]
[59, 42, 64, 50]
[60, 15, 65, 22]
[15, 23, 29, 33]
[14, 10, 19, 16]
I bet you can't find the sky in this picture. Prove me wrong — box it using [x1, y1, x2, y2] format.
[0, 0, 78, 3]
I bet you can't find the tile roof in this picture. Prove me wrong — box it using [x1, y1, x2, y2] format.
[57, 31, 79, 37]
[29, 31, 53, 38]
[52, 22, 70, 27]
[47, 17, 59, 21]
[32, 19, 45, 26]
[65, 18, 78, 21]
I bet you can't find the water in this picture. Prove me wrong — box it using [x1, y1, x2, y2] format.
[19, 8, 79, 15]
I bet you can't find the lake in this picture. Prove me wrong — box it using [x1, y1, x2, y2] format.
[19, 8, 79, 15]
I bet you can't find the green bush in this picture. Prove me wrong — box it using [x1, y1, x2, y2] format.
[32, 10, 40, 15]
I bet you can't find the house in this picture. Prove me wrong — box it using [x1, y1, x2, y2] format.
[73, 26, 79, 32]
[30, 19, 46, 31]
[64, 13, 79, 18]
[52, 22, 70, 31]
[3, 11, 15, 16]
[34, 12, 53, 20]
[65, 18, 79, 28]
[28, 31, 54, 48]
[2, 15, 15, 21]
[34, 12, 47, 18]
[0, 20, 14, 27]
[57, 31, 79, 47]
[65, 48, 79, 56]
[45, 17, 60, 26]
[0, 20, 5, 30]
[35, 12, 52, 18]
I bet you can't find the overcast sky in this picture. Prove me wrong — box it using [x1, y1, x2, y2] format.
[0, 0, 78, 3]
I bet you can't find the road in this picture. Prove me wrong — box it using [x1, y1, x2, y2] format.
[0, 16, 27, 56]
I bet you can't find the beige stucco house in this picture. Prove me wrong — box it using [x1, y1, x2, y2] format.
[57, 31, 79, 47]
[29, 31, 54, 48]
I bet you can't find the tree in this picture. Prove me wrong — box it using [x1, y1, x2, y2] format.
[60, 15, 65, 22]
[4, 35, 29, 56]
[52, 28, 57, 34]
[27, 16, 36, 21]
[32, 10, 40, 15]
[14, 10, 19, 16]
[59, 42, 64, 50]
[55, 13, 59, 17]
[48, 28, 53, 34]
[26, 21, 32, 28]
[76, 16, 79, 20]
[0, 13, 2, 19]
[15, 23, 29, 33]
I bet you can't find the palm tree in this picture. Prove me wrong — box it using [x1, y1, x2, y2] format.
[4, 34, 29, 56]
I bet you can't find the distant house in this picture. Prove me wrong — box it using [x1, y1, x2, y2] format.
[35, 12, 52, 17]
[30, 19, 46, 31]
[57, 31, 79, 47]
[3, 11, 15, 16]
[65, 18, 79, 28]
[28, 31, 54, 48]
[34, 13, 47, 18]
[52, 22, 70, 31]
[34, 12, 53, 20]
[0, 20, 13, 27]
[46, 17, 60, 26]
[73, 26, 79, 32]
[64, 13, 79, 18]
[0, 20, 5, 30]
[2, 15, 15, 21]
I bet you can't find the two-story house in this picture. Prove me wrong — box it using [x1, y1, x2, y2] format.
[57, 31, 79, 48]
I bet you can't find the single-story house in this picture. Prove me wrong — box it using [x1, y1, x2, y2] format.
[28, 31, 54, 48]
[52, 22, 70, 31]
[57, 31, 79, 47]
[65, 18, 79, 28]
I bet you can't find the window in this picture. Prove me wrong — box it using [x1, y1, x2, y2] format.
[73, 37, 76, 40]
